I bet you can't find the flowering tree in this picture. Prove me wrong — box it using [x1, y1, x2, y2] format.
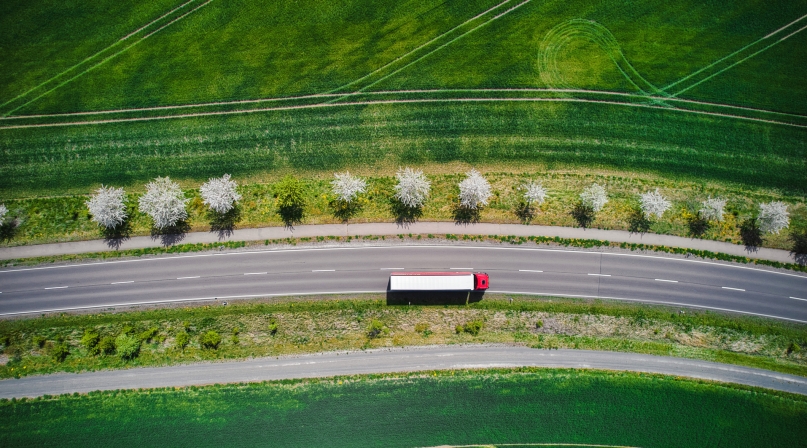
[200, 174, 241, 214]
[394, 167, 430, 208]
[700, 196, 727, 222]
[758, 201, 789, 234]
[138, 177, 189, 229]
[580, 183, 608, 212]
[0, 203, 7, 225]
[639, 188, 671, 219]
[86, 186, 127, 229]
[331, 172, 367, 203]
[458, 169, 492, 209]
[521, 181, 547, 206]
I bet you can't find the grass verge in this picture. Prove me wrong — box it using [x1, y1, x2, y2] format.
[1, 295, 805, 379]
[1, 368, 806, 447]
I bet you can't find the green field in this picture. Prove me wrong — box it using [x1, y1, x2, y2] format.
[2, 369, 806, 447]
[1, 0, 805, 197]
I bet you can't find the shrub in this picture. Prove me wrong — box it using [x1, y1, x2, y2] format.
[331, 172, 366, 203]
[199, 331, 222, 349]
[786, 342, 801, 355]
[231, 327, 240, 345]
[115, 334, 141, 360]
[414, 322, 429, 333]
[580, 183, 608, 212]
[138, 177, 189, 229]
[85, 186, 127, 229]
[51, 343, 70, 363]
[458, 169, 492, 209]
[699, 196, 726, 222]
[175, 332, 190, 350]
[758, 201, 789, 234]
[0, 204, 7, 225]
[98, 336, 116, 355]
[81, 330, 100, 355]
[536, 320, 544, 329]
[394, 167, 430, 208]
[274, 175, 306, 226]
[366, 319, 387, 339]
[32, 335, 46, 348]
[639, 188, 671, 219]
[200, 174, 241, 214]
[267, 319, 279, 336]
[139, 327, 159, 343]
[521, 181, 547, 206]
[457, 320, 484, 336]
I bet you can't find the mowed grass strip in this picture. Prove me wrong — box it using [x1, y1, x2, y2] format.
[1, 369, 806, 447]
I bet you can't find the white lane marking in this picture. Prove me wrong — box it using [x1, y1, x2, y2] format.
[44, 286, 68, 290]
[655, 279, 678, 283]
[722, 287, 746, 292]
[177, 276, 200, 280]
[588, 273, 611, 277]
[519, 269, 543, 273]
[450, 267, 473, 270]
[244, 272, 267, 275]
[111, 281, 134, 284]
[2, 245, 804, 281]
[489, 290, 807, 324]
[790, 297, 806, 301]
[312, 269, 335, 272]
[380, 268, 405, 270]
[0, 291, 384, 317]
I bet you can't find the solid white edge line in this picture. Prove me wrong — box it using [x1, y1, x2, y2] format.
[244, 272, 267, 275]
[722, 287, 746, 292]
[380, 268, 405, 270]
[790, 297, 806, 301]
[488, 290, 807, 324]
[1, 244, 804, 280]
[312, 269, 335, 272]
[43, 286, 68, 290]
[110, 281, 134, 284]
[177, 276, 200, 279]
[450, 267, 473, 270]
[518, 270, 543, 273]
[588, 273, 611, 277]
[0, 291, 385, 317]
[655, 279, 678, 283]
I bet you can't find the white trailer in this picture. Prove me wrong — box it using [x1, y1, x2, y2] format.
[389, 272, 489, 291]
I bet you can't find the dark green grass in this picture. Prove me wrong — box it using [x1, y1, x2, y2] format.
[1, 102, 805, 197]
[2, 369, 806, 447]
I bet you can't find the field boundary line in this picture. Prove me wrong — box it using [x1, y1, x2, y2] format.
[662, 11, 807, 93]
[0, 0, 199, 113]
[3, 88, 805, 122]
[328, 0, 517, 94]
[3, 0, 214, 117]
[2, 96, 806, 130]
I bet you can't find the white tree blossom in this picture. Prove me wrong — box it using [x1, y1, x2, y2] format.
[639, 188, 671, 219]
[758, 201, 789, 234]
[200, 174, 241, 214]
[85, 186, 127, 229]
[700, 196, 727, 222]
[580, 183, 608, 212]
[521, 181, 547, 206]
[458, 169, 492, 209]
[0, 204, 7, 225]
[394, 167, 431, 208]
[331, 171, 366, 203]
[138, 177, 189, 229]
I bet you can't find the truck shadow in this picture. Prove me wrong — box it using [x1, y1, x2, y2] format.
[386, 290, 485, 306]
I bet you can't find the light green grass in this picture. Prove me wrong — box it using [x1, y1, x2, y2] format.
[2, 368, 807, 447]
[0, 0, 805, 198]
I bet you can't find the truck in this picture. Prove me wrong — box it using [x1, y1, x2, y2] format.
[389, 271, 489, 291]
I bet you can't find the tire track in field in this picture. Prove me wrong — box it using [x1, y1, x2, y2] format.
[0, 0, 199, 114]
[2, 95, 806, 130]
[2, 88, 804, 123]
[2, 0, 214, 117]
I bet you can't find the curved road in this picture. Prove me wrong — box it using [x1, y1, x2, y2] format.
[1, 245, 806, 322]
[2, 345, 806, 398]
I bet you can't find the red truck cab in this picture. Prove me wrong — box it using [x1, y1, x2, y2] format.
[474, 273, 490, 290]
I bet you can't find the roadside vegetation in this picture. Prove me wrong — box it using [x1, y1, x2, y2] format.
[2, 368, 806, 447]
[1, 295, 805, 379]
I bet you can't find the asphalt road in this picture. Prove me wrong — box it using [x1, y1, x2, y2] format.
[0, 245, 806, 321]
[2, 345, 805, 399]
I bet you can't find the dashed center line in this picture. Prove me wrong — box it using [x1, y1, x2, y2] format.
[44, 286, 68, 290]
[380, 268, 405, 270]
[450, 267, 473, 270]
[722, 287, 746, 292]
[177, 276, 200, 280]
[244, 272, 267, 276]
[519, 270, 543, 273]
[588, 273, 611, 277]
[655, 279, 678, 283]
[111, 281, 134, 284]
[312, 270, 335, 272]
[791, 297, 806, 301]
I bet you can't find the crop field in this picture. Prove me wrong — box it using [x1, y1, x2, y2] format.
[1, 0, 806, 197]
[2, 369, 806, 447]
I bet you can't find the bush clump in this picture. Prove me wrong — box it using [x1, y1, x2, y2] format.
[32, 335, 46, 348]
[199, 331, 222, 350]
[98, 336, 116, 355]
[115, 334, 141, 360]
[455, 320, 484, 336]
[175, 332, 190, 350]
[267, 319, 279, 336]
[366, 319, 388, 339]
[81, 330, 101, 355]
[139, 327, 159, 343]
[51, 343, 70, 363]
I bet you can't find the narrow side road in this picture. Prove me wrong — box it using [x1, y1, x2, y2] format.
[2, 345, 805, 398]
